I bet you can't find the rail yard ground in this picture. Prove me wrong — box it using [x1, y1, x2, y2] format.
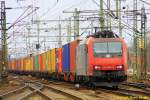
[0, 74, 149, 100]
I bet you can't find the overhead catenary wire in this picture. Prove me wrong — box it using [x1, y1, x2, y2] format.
[39, 0, 59, 19]
[139, 0, 150, 5]
[7, 7, 39, 31]
[90, 0, 142, 38]
[40, 0, 87, 20]
[7, 6, 30, 29]
[7, 7, 39, 44]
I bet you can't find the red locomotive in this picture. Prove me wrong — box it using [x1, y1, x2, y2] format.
[76, 31, 128, 88]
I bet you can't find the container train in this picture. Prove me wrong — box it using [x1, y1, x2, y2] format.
[9, 31, 128, 88]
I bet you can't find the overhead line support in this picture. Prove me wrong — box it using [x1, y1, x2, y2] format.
[0, 1, 8, 81]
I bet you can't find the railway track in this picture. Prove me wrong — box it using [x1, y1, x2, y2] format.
[6, 75, 150, 100]
[38, 79, 150, 99]
[0, 77, 96, 100]
[47, 80, 150, 97]
[95, 87, 150, 97]
[24, 81, 84, 100]
[48, 80, 150, 98]
[25, 79, 150, 98]
[122, 82, 150, 91]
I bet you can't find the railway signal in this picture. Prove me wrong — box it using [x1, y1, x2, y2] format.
[138, 38, 145, 49]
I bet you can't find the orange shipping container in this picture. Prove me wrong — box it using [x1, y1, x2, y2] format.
[58, 48, 62, 74]
[23, 57, 31, 71]
[30, 56, 34, 71]
[51, 48, 56, 73]
[26, 57, 31, 71]
[13, 60, 16, 71]
[70, 40, 80, 75]
[21, 59, 24, 71]
[23, 58, 26, 71]
[42, 52, 47, 72]
[17, 59, 21, 71]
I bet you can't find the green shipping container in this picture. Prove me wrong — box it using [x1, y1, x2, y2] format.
[35, 55, 39, 72]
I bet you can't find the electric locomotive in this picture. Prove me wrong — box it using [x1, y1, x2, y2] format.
[76, 31, 128, 88]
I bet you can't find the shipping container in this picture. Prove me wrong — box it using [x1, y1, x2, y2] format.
[56, 49, 59, 72]
[76, 42, 88, 76]
[35, 55, 39, 72]
[42, 52, 47, 72]
[21, 58, 24, 71]
[70, 40, 80, 75]
[58, 48, 62, 74]
[28, 57, 31, 71]
[30, 57, 34, 72]
[13, 60, 17, 71]
[45, 51, 48, 71]
[51, 48, 56, 73]
[23, 58, 26, 71]
[62, 43, 70, 73]
[39, 54, 43, 72]
[46, 50, 51, 72]
[33, 56, 35, 72]
[17, 59, 21, 71]
[25, 57, 31, 71]
[16, 59, 19, 71]
[24, 58, 27, 71]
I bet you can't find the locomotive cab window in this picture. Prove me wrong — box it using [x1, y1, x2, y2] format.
[108, 42, 122, 55]
[93, 42, 122, 57]
[93, 43, 107, 54]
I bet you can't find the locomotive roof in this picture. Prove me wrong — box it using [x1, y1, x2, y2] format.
[86, 30, 119, 38]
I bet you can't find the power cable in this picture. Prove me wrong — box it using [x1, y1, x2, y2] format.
[140, 0, 150, 5]
[8, 6, 30, 29]
[40, 0, 86, 20]
[39, 0, 59, 19]
[7, 7, 39, 30]
[91, 0, 99, 6]
[90, 0, 141, 38]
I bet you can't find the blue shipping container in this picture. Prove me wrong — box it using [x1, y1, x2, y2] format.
[62, 43, 70, 72]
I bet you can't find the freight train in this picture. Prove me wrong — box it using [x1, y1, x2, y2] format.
[9, 31, 128, 88]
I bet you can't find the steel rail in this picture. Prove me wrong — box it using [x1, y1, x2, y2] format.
[0, 86, 27, 99]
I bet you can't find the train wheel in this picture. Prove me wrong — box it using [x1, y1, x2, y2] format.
[70, 74, 75, 82]
[64, 74, 68, 81]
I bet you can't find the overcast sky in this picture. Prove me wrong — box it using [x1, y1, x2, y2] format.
[3, 0, 150, 58]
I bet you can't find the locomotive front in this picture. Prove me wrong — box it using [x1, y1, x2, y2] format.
[86, 32, 128, 87]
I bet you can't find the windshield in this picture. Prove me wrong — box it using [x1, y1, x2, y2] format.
[93, 42, 122, 57]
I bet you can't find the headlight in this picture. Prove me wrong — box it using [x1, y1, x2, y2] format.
[94, 66, 101, 70]
[116, 65, 123, 69]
